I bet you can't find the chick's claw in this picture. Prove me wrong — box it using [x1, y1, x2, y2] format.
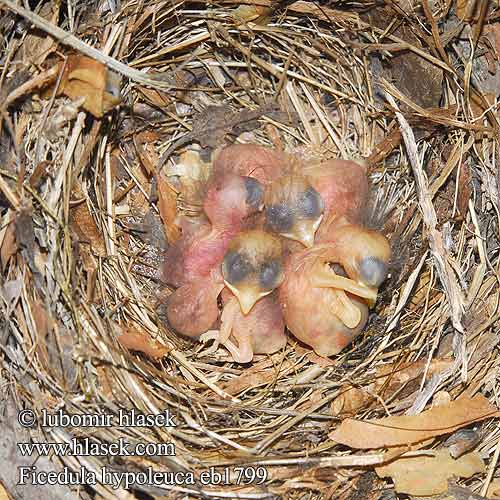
[317, 218, 391, 290]
[202, 294, 286, 363]
[309, 260, 378, 303]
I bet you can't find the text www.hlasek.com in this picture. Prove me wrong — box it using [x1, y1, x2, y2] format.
[18, 437, 175, 457]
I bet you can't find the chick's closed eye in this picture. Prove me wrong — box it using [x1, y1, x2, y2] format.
[359, 256, 388, 288]
[264, 175, 324, 247]
[223, 250, 253, 284]
[297, 187, 324, 219]
[260, 259, 283, 291]
[243, 176, 264, 210]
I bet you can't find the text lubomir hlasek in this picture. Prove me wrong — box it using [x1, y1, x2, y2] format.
[41, 408, 176, 428]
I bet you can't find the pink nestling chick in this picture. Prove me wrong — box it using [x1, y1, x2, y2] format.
[162, 173, 264, 337]
[279, 219, 391, 357]
[201, 290, 286, 363]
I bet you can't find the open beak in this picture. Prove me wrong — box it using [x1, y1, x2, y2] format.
[224, 281, 271, 315]
[283, 216, 323, 248]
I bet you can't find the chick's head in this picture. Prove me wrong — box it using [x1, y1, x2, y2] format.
[264, 175, 324, 247]
[222, 229, 284, 315]
[203, 173, 264, 229]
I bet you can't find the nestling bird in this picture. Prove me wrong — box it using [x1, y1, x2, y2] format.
[315, 217, 391, 292]
[162, 172, 264, 287]
[277, 157, 391, 357]
[196, 228, 286, 362]
[262, 158, 367, 248]
[278, 222, 390, 357]
[222, 228, 284, 314]
[165, 277, 224, 337]
[302, 158, 369, 225]
[162, 173, 265, 337]
[213, 143, 289, 185]
[279, 246, 370, 357]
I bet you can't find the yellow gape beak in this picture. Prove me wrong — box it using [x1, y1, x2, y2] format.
[310, 262, 378, 303]
[224, 281, 271, 315]
[282, 216, 323, 248]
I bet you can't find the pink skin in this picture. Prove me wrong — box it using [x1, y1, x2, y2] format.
[279, 248, 369, 358]
[163, 221, 236, 287]
[163, 173, 261, 287]
[166, 274, 224, 337]
[213, 144, 288, 185]
[278, 217, 390, 357]
[303, 159, 368, 232]
[162, 173, 263, 338]
[202, 289, 286, 363]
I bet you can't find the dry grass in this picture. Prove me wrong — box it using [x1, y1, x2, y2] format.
[1, 1, 500, 499]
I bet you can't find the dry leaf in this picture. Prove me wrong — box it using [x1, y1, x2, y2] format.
[456, 0, 479, 21]
[376, 449, 485, 496]
[487, 479, 500, 498]
[156, 173, 181, 244]
[233, 4, 272, 24]
[14, 207, 42, 283]
[118, 326, 170, 359]
[220, 358, 293, 396]
[134, 134, 158, 177]
[137, 87, 172, 108]
[0, 213, 17, 271]
[329, 395, 498, 449]
[457, 161, 471, 217]
[70, 186, 106, 257]
[295, 345, 336, 367]
[29, 160, 52, 188]
[56, 55, 121, 118]
[288, 1, 358, 24]
[164, 149, 211, 209]
[0, 481, 10, 500]
[21, 2, 58, 65]
[127, 156, 151, 215]
[366, 128, 402, 169]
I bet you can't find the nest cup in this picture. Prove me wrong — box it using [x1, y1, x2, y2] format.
[1, 1, 498, 498]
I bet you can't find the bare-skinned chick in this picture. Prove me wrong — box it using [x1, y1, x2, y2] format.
[200, 228, 286, 362]
[162, 173, 264, 337]
[279, 220, 390, 357]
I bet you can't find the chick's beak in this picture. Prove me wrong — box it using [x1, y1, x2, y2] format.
[224, 281, 271, 315]
[283, 216, 323, 248]
[310, 262, 378, 303]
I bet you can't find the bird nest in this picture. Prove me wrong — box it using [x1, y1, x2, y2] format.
[1, 1, 500, 499]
